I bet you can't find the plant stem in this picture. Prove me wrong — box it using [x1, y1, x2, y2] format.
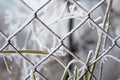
[84, 50, 93, 80]
[0, 50, 48, 54]
[0, 49, 71, 77]
[89, 0, 113, 80]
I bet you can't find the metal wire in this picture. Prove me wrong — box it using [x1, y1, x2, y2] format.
[0, 0, 119, 80]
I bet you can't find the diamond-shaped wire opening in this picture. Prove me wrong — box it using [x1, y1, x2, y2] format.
[36, 55, 69, 80]
[76, 0, 103, 12]
[76, 0, 101, 12]
[22, 0, 49, 10]
[36, 0, 87, 37]
[1, 0, 31, 36]
[10, 18, 60, 51]
[58, 0, 106, 46]
[3, 0, 51, 42]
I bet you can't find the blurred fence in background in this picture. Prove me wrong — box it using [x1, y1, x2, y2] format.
[0, 0, 120, 80]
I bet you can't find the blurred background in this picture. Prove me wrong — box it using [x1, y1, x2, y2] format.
[0, 0, 120, 80]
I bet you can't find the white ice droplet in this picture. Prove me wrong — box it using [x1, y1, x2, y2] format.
[69, 4, 75, 12]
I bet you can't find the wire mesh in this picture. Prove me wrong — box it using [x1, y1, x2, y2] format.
[0, 0, 120, 80]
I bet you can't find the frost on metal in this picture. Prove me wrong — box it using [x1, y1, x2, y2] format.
[0, 0, 120, 80]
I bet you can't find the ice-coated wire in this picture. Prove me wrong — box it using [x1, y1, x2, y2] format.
[0, 0, 120, 80]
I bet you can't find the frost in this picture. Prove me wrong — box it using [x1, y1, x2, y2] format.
[101, 55, 108, 64]
[23, 0, 48, 10]
[69, 4, 75, 13]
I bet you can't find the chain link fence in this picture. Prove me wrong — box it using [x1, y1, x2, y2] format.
[0, 0, 120, 80]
